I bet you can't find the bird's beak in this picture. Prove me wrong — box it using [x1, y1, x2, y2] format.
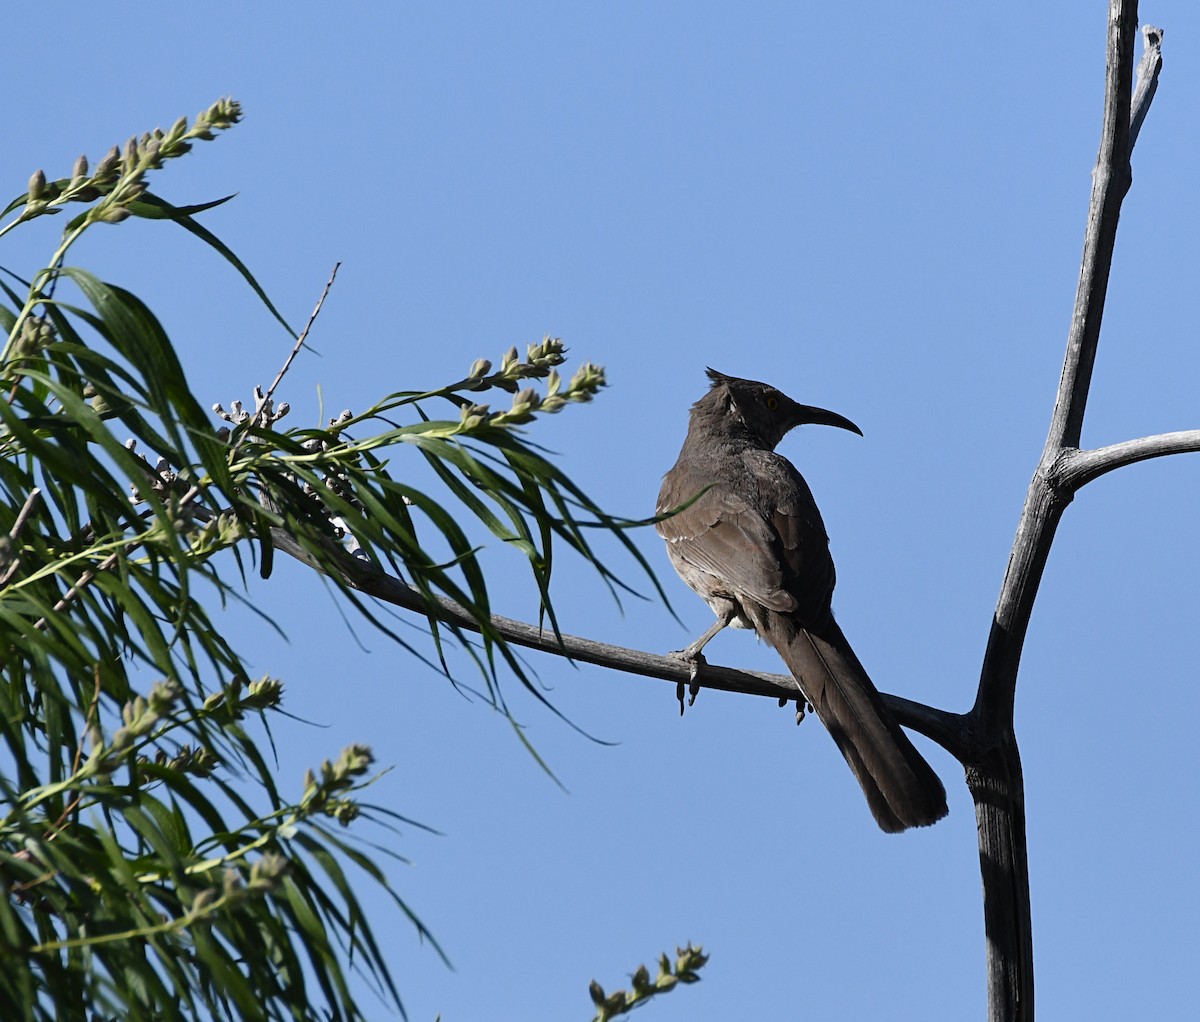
[791, 403, 863, 436]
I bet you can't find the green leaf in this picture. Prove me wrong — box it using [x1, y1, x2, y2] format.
[130, 192, 297, 339]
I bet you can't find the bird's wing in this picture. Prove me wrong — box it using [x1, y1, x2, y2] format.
[749, 451, 838, 628]
[658, 486, 797, 613]
[658, 456, 825, 616]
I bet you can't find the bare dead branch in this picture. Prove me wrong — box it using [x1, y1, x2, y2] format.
[256, 262, 340, 429]
[1044, 5, 1137, 456]
[1130, 25, 1164, 148]
[1058, 429, 1200, 490]
[969, 5, 1156, 1020]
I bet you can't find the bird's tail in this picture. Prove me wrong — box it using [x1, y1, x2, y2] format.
[764, 613, 948, 832]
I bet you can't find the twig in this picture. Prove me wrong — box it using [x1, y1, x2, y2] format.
[28, 507, 157, 632]
[245, 262, 340, 440]
[8, 487, 43, 541]
[34, 550, 123, 630]
[0, 487, 42, 587]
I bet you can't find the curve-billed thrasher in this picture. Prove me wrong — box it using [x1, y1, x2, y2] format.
[656, 369, 948, 832]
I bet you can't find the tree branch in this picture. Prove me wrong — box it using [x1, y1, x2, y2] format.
[1058, 429, 1200, 490]
[267, 524, 973, 758]
[1044, 5, 1136, 457]
[968, 5, 1157, 1020]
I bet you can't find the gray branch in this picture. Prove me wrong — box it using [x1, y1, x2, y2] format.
[1058, 428, 1200, 490]
[969, 6, 1162, 1021]
[267, 525, 974, 759]
[1130, 25, 1164, 148]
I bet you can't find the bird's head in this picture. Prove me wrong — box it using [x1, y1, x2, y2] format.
[700, 368, 862, 450]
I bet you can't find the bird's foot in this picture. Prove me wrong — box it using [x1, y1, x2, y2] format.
[668, 648, 706, 715]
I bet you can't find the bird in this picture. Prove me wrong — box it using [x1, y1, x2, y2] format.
[655, 368, 948, 832]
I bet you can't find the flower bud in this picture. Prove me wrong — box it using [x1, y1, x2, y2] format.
[190, 888, 218, 914]
[459, 403, 491, 430]
[141, 138, 162, 168]
[94, 146, 120, 180]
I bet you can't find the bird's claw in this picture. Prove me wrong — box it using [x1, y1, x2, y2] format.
[668, 648, 706, 715]
[779, 693, 811, 725]
[674, 682, 702, 716]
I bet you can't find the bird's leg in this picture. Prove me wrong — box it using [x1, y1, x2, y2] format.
[669, 615, 730, 714]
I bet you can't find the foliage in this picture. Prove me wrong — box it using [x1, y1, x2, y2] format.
[0, 100, 658, 1021]
[588, 944, 708, 1021]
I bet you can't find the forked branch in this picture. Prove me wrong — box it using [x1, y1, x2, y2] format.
[965, 7, 1169, 1022]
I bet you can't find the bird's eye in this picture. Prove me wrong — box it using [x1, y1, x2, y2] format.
[765, 394, 779, 411]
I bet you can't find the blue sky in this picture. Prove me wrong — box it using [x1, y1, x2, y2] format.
[9, 3, 1200, 1018]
